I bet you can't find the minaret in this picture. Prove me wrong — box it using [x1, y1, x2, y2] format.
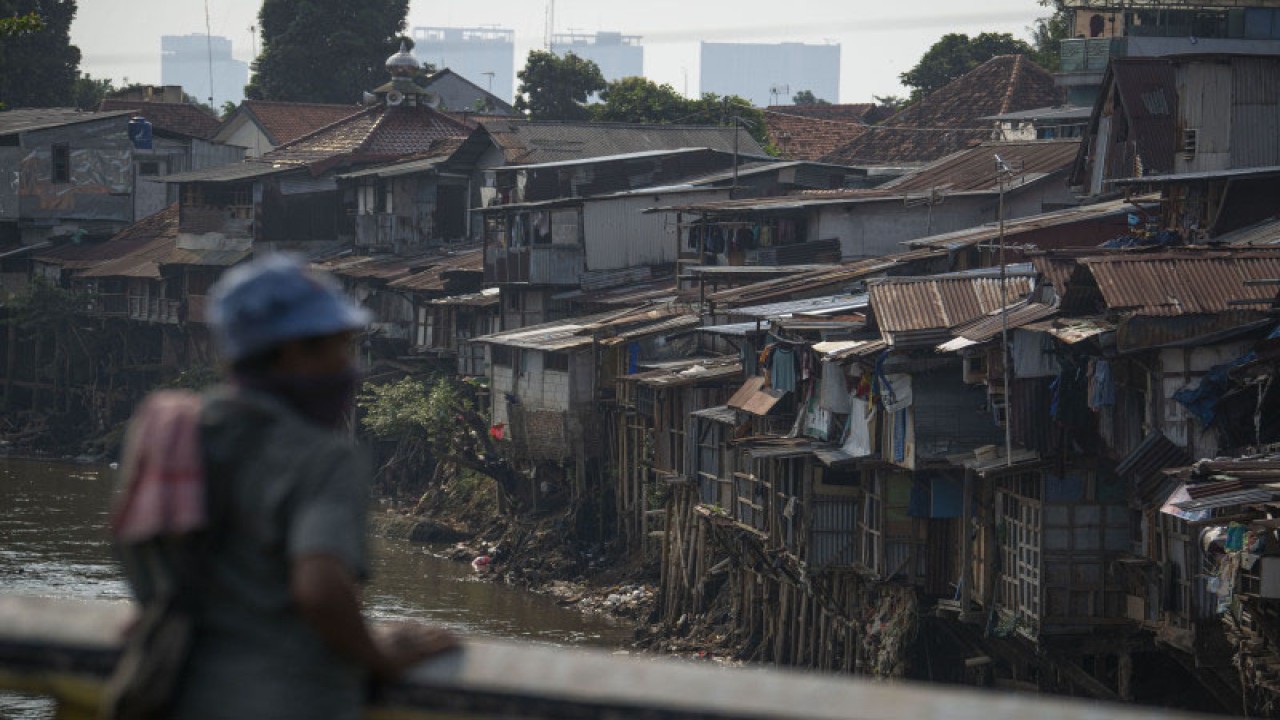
[372, 40, 436, 108]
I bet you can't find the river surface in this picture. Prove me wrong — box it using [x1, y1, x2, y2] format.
[0, 458, 632, 718]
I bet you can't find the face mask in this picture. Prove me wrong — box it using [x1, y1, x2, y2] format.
[235, 367, 360, 429]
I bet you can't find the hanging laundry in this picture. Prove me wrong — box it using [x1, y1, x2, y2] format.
[1088, 358, 1115, 411]
[804, 395, 831, 440]
[771, 347, 797, 392]
[842, 396, 874, 458]
[878, 373, 913, 413]
[820, 361, 852, 413]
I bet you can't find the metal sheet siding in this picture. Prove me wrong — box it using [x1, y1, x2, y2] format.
[1112, 60, 1178, 176]
[808, 496, 858, 568]
[583, 196, 677, 271]
[1232, 57, 1280, 168]
[1177, 62, 1233, 174]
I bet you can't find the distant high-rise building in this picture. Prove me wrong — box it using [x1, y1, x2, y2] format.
[700, 42, 840, 107]
[550, 32, 644, 83]
[412, 27, 515, 104]
[161, 34, 249, 109]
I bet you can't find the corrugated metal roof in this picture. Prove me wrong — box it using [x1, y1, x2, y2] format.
[0, 108, 132, 136]
[705, 248, 947, 307]
[878, 139, 1079, 194]
[474, 307, 693, 350]
[1174, 488, 1280, 512]
[623, 361, 742, 388]
[599, 315, 699, 346]
[1113, 165, 1280, 185]
[691, 405, 740, 424]
[727, 294, 870, 320]
[698, 321, 771, 337]
[1081, 250, 1280, 316]
[335, 155, 447, 179]
[743, 440, 815, 460]
[980, 105, 1091, 122]
[161, 246, 250, 267]
[476, 118, 765, 165]
[869, 274, 1035, 334]
[1021, 316, 1114, 344]
[156, 161, 304, 183]
[948, 301, 1059, 344]
[386, 249, 484, 291]
[430, 287, 500, 306]
[1220, 217, 1280, 246]
[35, 205, 178, 273]
[903, 196, 1153, 250]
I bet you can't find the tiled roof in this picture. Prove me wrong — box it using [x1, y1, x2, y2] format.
[763, 109, 867, 162]
[99, 99, 221, 140]
[822, 55, 1062, 167]
[879, 139, 1080, 194]
[240, 100, 364, 146]
[264, 104, 472, 166]
[475, 118, 766, 165]
[38, 205, 179, 277]
[1080, 249, 1280, 316]
[767, 104, 879, 122]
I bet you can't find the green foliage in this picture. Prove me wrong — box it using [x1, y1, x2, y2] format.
[7, 277, 82, 329]
[514, 50, 606, 121]
[899, 32, 1033, 99]
[873, 94, 908, 114]
[0, 0, 81, 109]
[220, 100, 238, 119]
[359, 375, 470, 451]
[591, 76, 690, 125]
[71, 73, 113, 110]
[791, 89, 830, 106]
[246, 0, 410, 104]
[0, 9, 41, 35]
[1030, 0, 1072, 72]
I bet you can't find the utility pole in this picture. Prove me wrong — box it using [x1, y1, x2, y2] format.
[995, 154, 1014, 467]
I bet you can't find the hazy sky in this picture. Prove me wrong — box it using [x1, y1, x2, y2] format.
[71, 0, 1048, 103]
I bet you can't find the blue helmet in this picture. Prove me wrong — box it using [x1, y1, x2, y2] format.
[209, 254, 371, 362]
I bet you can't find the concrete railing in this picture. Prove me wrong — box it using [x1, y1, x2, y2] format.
[0, 594, 1216, 720]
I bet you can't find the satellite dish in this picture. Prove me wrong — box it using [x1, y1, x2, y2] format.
[386, 90, 404, 106]
[362, 91, 377, 106]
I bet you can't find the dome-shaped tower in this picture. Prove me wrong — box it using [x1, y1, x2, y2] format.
[368, 39, 436, 108]
[385, 40, 419, 78]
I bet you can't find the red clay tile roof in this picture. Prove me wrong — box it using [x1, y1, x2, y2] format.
[263, 104, 472, 167]
[822, 55, 1063, 167]
[99, 100, 221, 140]
[763, 109, 868, 162]
[240, 100, 364, 146]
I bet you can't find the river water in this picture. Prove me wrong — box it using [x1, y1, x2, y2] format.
[0, 458, 632, 718]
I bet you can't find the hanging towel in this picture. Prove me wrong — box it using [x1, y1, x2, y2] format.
[819, 361, 851, 412]
[771, 347, 797, 392]
[842, 396, 874, 458]
[111, 391, 206, 543]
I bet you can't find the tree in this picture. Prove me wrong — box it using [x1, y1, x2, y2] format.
[791, 89, 830, 106]
[71, 73, 112, 110]
[0, 1, 81, 109]
[1030, 0, 1072, 72]
[513, 50, 605, 121]
[246, 0, 409, 104]
[899, 32, 1033, 99]
[873, 94, 908, 113]
[590, 76, 689, 124]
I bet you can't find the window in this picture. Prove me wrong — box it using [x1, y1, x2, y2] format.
[138, 161, 160, 176]
[51, 144, 70, 184]
[491, 346, 512, 367]
[545, 352, 569, 372]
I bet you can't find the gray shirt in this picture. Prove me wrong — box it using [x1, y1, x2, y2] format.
[169, 386, 372, 720]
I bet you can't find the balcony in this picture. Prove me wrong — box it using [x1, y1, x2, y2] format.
[484, 244, 583, 286]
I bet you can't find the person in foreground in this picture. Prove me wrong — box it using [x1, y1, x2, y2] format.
[108, 254, 456, 720]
